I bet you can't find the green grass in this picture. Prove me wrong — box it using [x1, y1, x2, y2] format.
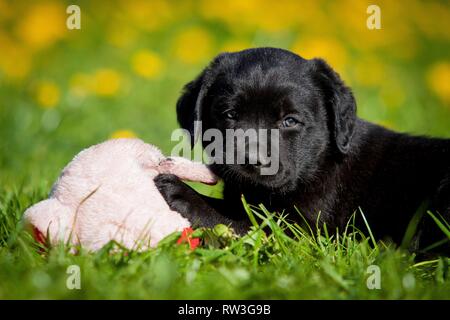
[0, 185, 449, 299]
[1, 0, 449, 300]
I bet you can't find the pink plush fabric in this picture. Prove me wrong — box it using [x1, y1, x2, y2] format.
[22, 138, 217, 251]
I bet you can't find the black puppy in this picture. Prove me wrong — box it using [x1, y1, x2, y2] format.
[155, 47, 450, 250]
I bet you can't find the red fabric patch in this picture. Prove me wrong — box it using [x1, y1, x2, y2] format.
[33, 226, 46, 245]
[177, 227, 201, 250]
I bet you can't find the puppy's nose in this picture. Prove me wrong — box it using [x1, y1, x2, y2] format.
[255, 156, 271, 168]
[243, 139, 272, 168]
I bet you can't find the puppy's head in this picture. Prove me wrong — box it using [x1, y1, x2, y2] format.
[176, 47, 356, 192]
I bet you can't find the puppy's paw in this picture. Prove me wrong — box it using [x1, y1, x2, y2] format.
[154, 173, 185, 199]
[154, 173, 198, 214]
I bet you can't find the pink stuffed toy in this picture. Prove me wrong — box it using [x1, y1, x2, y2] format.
[22, 138, 217, 251]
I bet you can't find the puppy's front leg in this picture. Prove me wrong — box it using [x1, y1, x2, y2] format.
[154, 174, 250, 234]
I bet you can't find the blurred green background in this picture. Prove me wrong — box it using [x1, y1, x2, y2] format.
[0, 0, 449, 192]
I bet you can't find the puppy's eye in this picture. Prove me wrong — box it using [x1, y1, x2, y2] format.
[281, 117, 299, 128]
[223, 110, 237, 120]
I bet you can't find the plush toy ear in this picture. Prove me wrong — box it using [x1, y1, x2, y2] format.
[176, 53, 227, 147]
[310, 58, 356, 154]
[158, 157, 218, 185]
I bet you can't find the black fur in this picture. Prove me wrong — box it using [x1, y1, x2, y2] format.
[155, 48, 450, 251]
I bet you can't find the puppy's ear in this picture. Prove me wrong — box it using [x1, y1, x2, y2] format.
[177, 53, 228, 147]
[176, 71, 207, 146]
[311, 58, 356, 154]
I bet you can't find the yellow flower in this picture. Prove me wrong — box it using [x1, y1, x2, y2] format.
[92, 69, 121, 96]
[16, 1, 66, 50]
[250, 0, 303, 33]
[200, 0, 257, 31]
[0, 0, 13, 21]
[110, 130, 137, 139]
[35, 81, 60, 109]
[427, 62, 450, 104]
[292, 37, 348, 74]
[131, 50, 164, 79]
[410, 1, 450, 40]
[200, 0, 303, 33]
[122, 0, 173, 31]
[173, 27, 214, 64]
[0, 32, 32, 80]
